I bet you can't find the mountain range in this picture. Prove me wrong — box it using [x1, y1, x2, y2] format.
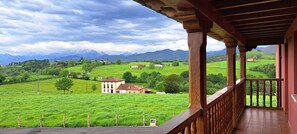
[0, 46, 276, 65]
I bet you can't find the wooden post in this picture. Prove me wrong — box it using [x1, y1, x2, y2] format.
[115, 113, 118, 127]
[239, 45, 246, 79]
[178, 9, 212, 134]
[239, 45, 247, 107]
[188, 32, 207, 134]
[40, 113, 42, 128]
[18, 114, 21, 128]
[87, 113, 90, 128]
[224, 37, 237, 127]
[225, 38, 237, 86]
[142, 112, 145, 126]
[63, 114, 66, 128]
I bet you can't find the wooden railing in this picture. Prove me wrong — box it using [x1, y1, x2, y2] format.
[154, 79, 246, 134]
[246, 78, 282, 108]
[153, 108, 203, 134]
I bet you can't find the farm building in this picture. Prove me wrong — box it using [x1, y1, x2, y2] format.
[154, 64, 164, 68]
[130, 64, 145, 69]
[101, 78, 125, 93]
[116, 84, 151, 94]
[247, 58, 255, 62]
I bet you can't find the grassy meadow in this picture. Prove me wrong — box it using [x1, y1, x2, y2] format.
[67, 60, 275, 79]
[0, 57, 276, 128]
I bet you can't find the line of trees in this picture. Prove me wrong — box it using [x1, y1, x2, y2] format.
[121, 71, 227, 94]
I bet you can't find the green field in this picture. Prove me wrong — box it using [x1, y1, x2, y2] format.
[0, 78, 278, 127]
[0, 58, 276, 128]
[68, 60, 274, 79]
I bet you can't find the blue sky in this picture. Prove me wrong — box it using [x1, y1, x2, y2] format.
[0, 0, 224, 55]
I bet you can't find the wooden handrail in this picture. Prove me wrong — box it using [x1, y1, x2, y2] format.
[153, 108, 202, 134]
[246, 78, 282, 80]
[154, 79, 246, 134]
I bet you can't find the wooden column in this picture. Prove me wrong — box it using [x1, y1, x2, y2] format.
[178, 9, 212, 134]
[224, 37, 237, 128]
[239, 45, 246, 79]
[225, 38, 237, 86]
[188, 32, 207, 109]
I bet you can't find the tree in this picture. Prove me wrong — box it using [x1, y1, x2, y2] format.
[92, 84, 97, 92]
[164, 74, 183, 93]
[67, 59, 76, 67]
[0, 73, 6, 84]
[55, 78, 73, 94]
[82, 60, 93, 72]
[60, 70, 69, 77]
[20, 71, 30, 81]
[122, 71, 136, 82]
[172, 61, 180, 66]
[116, 59, 122, 65]
[180, 71, 189, 80]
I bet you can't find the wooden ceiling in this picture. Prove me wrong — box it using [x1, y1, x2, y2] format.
[134, 0, 297, 48]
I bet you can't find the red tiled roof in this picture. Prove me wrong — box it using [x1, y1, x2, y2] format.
[101, 78, 125, 82]
[116, 84, 149, 91]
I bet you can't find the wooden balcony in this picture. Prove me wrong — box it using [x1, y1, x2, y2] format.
[233, 108, 290, 134]
[153, 78, 290, 134]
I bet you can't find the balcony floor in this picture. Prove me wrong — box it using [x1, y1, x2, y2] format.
[233, 108, 291, 134]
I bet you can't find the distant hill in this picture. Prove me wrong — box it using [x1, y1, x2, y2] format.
[96, 49, 229, 62]
[257, 46, 276, 54]
[0, 47, 276, 65]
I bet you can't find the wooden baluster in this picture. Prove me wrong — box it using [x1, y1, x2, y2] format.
[263, 80, 266, 107]
[250, 80, 253, 106]
[210, 107, 214, 134]
[277, 80, 280, 108]
[270, 80, 273, 107]
[184, 126, 189, 134]
[191, 120, 196, 134]
[256, 80, 259, 107]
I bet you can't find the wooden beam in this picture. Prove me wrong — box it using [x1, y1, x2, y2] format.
[239, 27, 288, 34]
[221, 1, 297, 17]
[240, 29, 288, 34]
[241, 30, 287, 36]
[237, 23, 291, 31]
[184, 0, 246, 44]
[226, 8, 297, 22]
[246, 36, 284, 45]
[285, 16, 297, 38]
[213, 0, 280, 10]
[238, 26, 290, 33]
[230, 15, 296, 25]
[245, 33, 285, 38]
[234, 19, 293, 27]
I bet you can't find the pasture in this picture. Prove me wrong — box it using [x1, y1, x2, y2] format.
[67, 60, 275, 79]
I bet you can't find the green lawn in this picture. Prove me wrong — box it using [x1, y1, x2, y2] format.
[0, 78, 101, 97]
[67, 60, 275, 79]
[0, 93, 189, 127]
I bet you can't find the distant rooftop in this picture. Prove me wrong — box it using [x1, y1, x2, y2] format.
[101, 78, 125, 82]
[117, 84, 148, 91]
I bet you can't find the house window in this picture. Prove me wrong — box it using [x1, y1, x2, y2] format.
[104, 84, 106, 88]
[107, 84, 109, 88]
[111, 84, 113, 89]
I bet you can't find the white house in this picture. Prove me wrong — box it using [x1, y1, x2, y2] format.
[154, 64, 164, 68]
[101, 78, 125, 93]
[247, 58, 255, 62]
